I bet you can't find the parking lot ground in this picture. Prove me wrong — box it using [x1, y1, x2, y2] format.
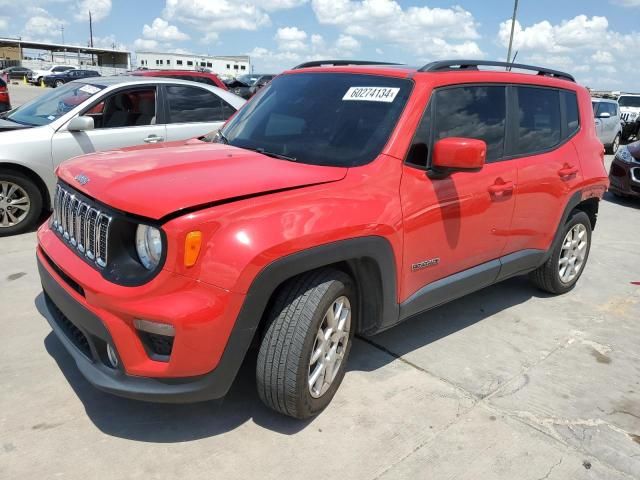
[1, 156, 639, 480]
[7, 82, 48, 107]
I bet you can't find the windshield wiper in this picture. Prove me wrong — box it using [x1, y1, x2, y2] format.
[247, 147, 297, 162]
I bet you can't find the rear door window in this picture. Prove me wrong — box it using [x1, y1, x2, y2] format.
[165, 85, 235, 123]
[514, 87, 561, 155]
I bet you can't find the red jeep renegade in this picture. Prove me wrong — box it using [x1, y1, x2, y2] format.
[37, 60, 609, 418]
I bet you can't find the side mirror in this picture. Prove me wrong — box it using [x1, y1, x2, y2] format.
[597, 112, 611, 119]
[431, 137, 486, 174]
[67, 116, 94, 132]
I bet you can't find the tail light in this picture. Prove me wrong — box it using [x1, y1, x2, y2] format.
[0, 84, 9, 104]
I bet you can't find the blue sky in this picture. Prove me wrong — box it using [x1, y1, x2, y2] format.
[1, 0, 639, 90]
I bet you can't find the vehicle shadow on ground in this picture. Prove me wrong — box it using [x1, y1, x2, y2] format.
[348, 275, 545, 374]
[603, 191, 640, 210]
[39, 275, 544, 442]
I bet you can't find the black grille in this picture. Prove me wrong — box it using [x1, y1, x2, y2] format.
[45, 294, 92, 359]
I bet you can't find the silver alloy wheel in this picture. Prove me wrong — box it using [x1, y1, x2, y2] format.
[558, 223, 588, 284]
[612, 134, 620, 154]
[308, 295, 351, 398]
[0, 181, 31, 228]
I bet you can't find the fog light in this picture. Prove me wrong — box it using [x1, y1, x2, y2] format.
[106, 343, 119, 368]
[134, 319, 176, 337]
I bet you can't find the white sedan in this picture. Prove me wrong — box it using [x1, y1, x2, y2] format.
[0, 76, 245, 235]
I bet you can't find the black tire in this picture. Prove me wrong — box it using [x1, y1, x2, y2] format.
[256, 268, 355, 419]
[607, 133, 621, 154]
[0, 170, 43, 237]
[529, 211, 592, 294]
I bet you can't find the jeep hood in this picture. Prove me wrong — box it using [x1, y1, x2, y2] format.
[57, 142, 348, 219]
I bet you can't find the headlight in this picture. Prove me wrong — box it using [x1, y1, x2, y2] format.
[615, 145, 634, 164]
[136, 224, 163, 270]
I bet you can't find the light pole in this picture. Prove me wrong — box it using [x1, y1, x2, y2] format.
[506, 0, 519, 65]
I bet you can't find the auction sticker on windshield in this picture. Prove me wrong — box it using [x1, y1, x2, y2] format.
[342, 87, 400, 103]
[79, 84, 101, 95]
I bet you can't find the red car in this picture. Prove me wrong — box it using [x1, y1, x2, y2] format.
[37, 60, 608, 418]
[131, 69, 227, 90]
[0, 76, 11, 112]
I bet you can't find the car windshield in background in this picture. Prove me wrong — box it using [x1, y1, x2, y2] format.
[6, 82, 105, 126]
[618, 96, 640, 108]
[220, 73, 412, 167]
[236, 74, 260, 86]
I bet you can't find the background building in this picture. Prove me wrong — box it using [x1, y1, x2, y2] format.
[0, 36, 131, 74]
[135, 51, 250, 78]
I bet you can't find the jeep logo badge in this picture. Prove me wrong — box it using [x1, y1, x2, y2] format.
[75, 174, 90, 186]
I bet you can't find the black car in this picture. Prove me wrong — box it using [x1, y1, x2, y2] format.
[225, 74, 274, 99]
[0, 66, 33, 80]
[44, 69, 101, 88]
[609, 140, 640, 199]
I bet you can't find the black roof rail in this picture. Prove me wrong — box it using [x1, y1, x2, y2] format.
[292, 59, 402, 70]
[419, 60, 575, 82]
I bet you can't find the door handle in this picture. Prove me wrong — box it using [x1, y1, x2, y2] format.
[144, 135, 164, 144]
[488, 179, 514, 197]
[558, 164, 578, 178]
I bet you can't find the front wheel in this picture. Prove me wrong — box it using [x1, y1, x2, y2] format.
[257, 269, 355, 418]
[529, 211, 592, 294]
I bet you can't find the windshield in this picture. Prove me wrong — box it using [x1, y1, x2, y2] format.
[237, 74, 260, 86]
[219, 73, 412, 167]
[618, 96, 640, 108]
[6, 82, 105, 126]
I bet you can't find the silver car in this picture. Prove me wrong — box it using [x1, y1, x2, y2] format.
[0, 76, 245, 235]
[592, 97, 622, 154]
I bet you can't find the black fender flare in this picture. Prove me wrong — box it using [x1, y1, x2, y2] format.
[209, 236, 400, 396]
[543, 190, 586, 263]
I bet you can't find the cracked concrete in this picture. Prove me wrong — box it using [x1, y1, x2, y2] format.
[1, 155, 640, 479]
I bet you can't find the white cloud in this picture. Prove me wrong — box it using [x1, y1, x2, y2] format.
[611, 0, 640, 6]
[142, 18, 189, 42]
[74, 0, 112, 22]
[133, 38, 159, 50]
[163, 0, 270, 35]
[275, 26, 307, 51]
[497, 14, 639, 90]
[0, 16, 8, 31]
[592, 50, 614, 64]
[250, 26, 362, 71]
[93, 34, 126, 50]
[311, 0, 483, 59]
[252, 0, 308, 10]
[335, 34, 360, 52]
[23, 8, 67, 41]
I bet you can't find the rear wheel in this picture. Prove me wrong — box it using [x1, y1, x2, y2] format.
[0, 171, 43, 236]
[529, 211, 592, 294]
[257, 269, 355, 419]
[54, 79, 64, 88]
